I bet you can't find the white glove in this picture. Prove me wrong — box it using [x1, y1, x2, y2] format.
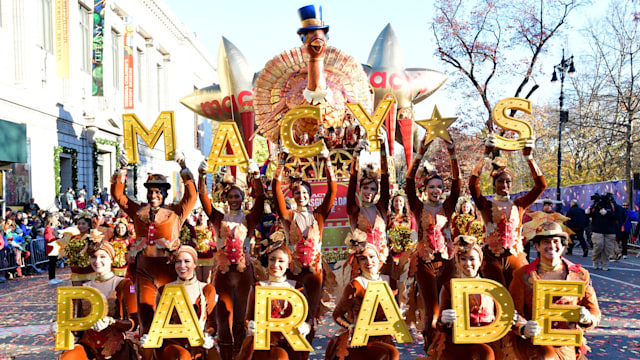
[198, 160, 209, 174]
[440, 309, 456, 325]
[579, 306, 594, 325]
[139, 334, 149, 348]
[91, 316, 115, 332]
[524, 136, 536, 151]
[247, 320, 256, 335]
[319, 145, 330, 159]
[297, 322, 311, 337]
[523, 320, 541, 338]
[248, 160, 259, 175]
[51, 321, 59, 334]
[485, 133, 497, 148]
[202, 333, 215, 349]
[174, 151, 186, 169]
[278, 144, 290, 155]
[118, 154, 129, 168]
[354, 139, 370, 153]
[599, 208, 607, 216]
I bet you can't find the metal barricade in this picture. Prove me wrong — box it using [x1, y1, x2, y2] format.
[0, 237, 47, 274]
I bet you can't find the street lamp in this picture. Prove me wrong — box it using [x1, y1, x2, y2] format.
[551, 49, 576, 213]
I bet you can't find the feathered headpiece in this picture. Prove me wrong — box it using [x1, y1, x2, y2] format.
[221, 171, 244, 200]
[490, 157, 513, 179]
[416, 161, 442, 184]
[344, 228, 368, 254]
[453, 235, 483, 262]
[85, 229, 108, 257]
[75, 211, 93, 223]
[359, 163, 379, 187]
[289, 170, 312, 195]
[113, 217, 129, 227]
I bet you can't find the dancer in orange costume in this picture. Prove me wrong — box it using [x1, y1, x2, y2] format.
[140, 245, 219, 360]
[240, 241, 307, 360]
[469, 135, 546, 288]
[198, 161, 264, 360]
[405, 134, 459, 353]
[326, 241, 399, 360]
[509, 222, 601, 360]
[59, 240, 138, 360]
[346, 136, 390, 267]
[111, 152, 197, 360]
[427, 235, 496, 360]
[272, 143, 335, 356]
[109, 218, 134, 279]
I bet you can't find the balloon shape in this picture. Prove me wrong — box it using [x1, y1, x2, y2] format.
[364, 24, 448, 145]
[180, 37, 256, 151]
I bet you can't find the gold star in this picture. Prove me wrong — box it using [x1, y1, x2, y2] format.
[415, 105, 457, 144]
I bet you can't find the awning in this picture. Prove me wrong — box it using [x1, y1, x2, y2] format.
[0, 119, 27, 166]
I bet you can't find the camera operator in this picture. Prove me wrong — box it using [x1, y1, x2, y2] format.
[586, 193, 617, 270]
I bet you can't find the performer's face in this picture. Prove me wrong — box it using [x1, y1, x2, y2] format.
[293, 186, 310, 207]
[227, 189, 244, 211]
[360, 182, 378, 203]
[534, 237, 565, 264]
[461, 202, 472, 215]
[175, 252, 196, 281]
[426, 178, 444, 203]
[268, 248, 290, 278]
[493, 173, 513, 196]
[147, 187, 164, 208]
[358, 247, 380, 276]
[393, 196, 405, 212]
[91, 249, 113, 276]
[115, 223, 127, 237]
[77, 218, 90, 233]
[456, 249, 481, 278]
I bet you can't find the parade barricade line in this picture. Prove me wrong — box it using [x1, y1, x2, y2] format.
[0, 237, 47, 274]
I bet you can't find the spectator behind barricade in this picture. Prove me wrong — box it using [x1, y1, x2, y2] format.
[0, 224, 7, 283]
[86, 195, 98, 209]
[64, 187, 75, 210]
[24, 198, 41, 217]
[19, 216, 33, 239]
[4, 218, 25, 278]
[77, 185, 87, 200]
[100, 187, 110, 204]
[45, 214, 63, 284]
[76, 195, 86, 209]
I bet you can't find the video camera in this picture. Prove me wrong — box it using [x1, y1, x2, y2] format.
[590, 192, 614, 210]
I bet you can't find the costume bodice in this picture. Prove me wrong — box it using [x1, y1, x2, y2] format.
[289, 211, 322, 274]
[485, 199, 522, 256]
[417, 203, 452, 262]
[356, 206, 388, 257]
[216, 213, 249, 272]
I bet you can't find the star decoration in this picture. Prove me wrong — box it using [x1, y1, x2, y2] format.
[415, 105, 457, 144]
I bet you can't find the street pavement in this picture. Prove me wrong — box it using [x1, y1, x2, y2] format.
[1, 247, 639, 359]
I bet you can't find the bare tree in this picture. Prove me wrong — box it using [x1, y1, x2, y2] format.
[575, 0, 640, 203]
[432, 0, 578, 130]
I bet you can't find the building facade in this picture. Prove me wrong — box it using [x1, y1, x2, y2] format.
[0, 0, 216, 210]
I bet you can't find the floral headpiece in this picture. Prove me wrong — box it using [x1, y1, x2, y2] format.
[490, 157, 513, 179]
[359, 163, 379, 187]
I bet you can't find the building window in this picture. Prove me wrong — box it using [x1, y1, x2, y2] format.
[112, 29, 120, 89]
[137, 49, 143, 102]
[36, 0, 53, 52]
[78, 5, 91, 73]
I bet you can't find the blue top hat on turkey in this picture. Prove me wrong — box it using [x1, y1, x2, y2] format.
[297, 5, 329, 34]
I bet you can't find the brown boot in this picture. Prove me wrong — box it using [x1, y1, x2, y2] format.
[15, 266, 22, 278]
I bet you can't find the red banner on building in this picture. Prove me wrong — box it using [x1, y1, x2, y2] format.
[123, 17, 134, 109]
